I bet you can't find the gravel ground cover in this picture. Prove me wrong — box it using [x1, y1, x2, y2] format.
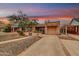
[0, 36, 41, 56]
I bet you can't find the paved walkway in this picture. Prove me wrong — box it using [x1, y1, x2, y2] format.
[19, 35, 65, 56]
[68, 34, 79, 40]
[61, 39, 79, 56]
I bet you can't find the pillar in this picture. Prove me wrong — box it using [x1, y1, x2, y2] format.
[75, 26, 78, 33]
[32, 26, 35, 32]
[58, 25, 60, 34]
[13, 28, 15, 32]
[19, 28, 22, 31]
[11, 27, 14, 32]
[78, 26, 79, 34]
[45, 25, 47, 34]
[65, 26, 67, 35]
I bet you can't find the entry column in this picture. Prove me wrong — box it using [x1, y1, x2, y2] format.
[45, 25, 47, 34]
[32, 26, 35, 32]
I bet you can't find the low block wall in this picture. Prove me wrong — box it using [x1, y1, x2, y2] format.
[0, 36, 41, 56]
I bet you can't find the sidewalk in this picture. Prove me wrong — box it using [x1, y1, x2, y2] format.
[68, 34, 79, 40]
[61, 39, 79, 56]
[60, 34, 79, 56]
[19, 35, 66, 56]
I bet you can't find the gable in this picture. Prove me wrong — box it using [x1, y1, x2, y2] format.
[71, 20, 79, 26]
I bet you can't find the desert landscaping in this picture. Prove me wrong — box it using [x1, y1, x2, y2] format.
[0, 32, 79, 56]
[0, 32, 42, 56]
[0, 3, 79, 56]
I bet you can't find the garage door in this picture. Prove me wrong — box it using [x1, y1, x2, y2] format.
[47, 26, 58, 35]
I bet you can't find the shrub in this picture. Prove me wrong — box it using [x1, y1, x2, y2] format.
[17, 30, 25, 36]
[2, 26, 11, 32]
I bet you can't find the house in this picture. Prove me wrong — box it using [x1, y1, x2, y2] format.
[0, 16, 72, 35]
[32, 21, 60, 35]
[67, 18, 79, 34]
[11, 21, 60, 35]
[11, 22, 21, 32]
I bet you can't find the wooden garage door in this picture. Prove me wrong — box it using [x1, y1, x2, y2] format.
[47, 26, 58, 35]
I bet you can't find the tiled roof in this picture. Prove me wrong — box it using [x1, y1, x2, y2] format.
[69, 18, 79, 26]
[74, 18, 79, 22]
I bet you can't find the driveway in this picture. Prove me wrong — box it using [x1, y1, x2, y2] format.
[19, 35, 65, 56]
[59, 34, 79, 56]
[61, 39, 79, 56]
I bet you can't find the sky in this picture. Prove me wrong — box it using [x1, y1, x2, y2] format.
[0, 3, 79, 17]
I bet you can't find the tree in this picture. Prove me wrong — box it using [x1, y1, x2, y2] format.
[8, 10, 38, 32]
[2, 24, 11, 32]
[8, 11, 28, 31]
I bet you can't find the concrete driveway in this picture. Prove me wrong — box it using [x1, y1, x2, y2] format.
[61, 39, 79, 56]
[19, 35, 65, 56]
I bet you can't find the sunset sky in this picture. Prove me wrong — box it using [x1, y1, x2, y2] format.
[0, 3, 79, 17]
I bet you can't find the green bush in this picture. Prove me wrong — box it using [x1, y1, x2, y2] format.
[3, 26, 11, 32]
[17, 30, 25, 36]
